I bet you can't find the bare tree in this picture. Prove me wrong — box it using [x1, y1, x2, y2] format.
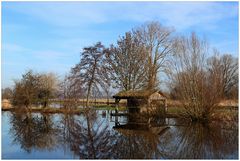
[167, 33, 222, 122]
[133, 21, 174, 90]
[11, 70, 60, 109]
[12, 70, 40, 109]
[38, 73, 58, 108]
[106, 32, 148, 91]
[70, 42, 106, 106]
[58, 75, 84, 108]
[207, 52, 238, 99]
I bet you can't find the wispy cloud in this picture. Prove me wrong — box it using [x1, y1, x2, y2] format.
[3, 2, 238, 31]
[3, 43, 68, 59]
[153, 2, 238, 31]
[2, 43, 29, 53]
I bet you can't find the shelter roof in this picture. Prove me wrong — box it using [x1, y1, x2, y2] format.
[113, 89, 166, 99]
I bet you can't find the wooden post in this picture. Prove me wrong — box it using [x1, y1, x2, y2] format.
[115, 115, 119, 126]
[114, 98, 120, 126]
[147, 99, 150, 114]
[115, 98, 120, 114]
[164, 99, 167, 114]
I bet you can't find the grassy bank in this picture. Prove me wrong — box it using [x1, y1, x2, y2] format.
[2, 99, 238, 121]
[2, 105, 237, 121]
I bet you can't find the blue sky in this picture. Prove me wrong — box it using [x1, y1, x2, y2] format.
[2, 1, 239, 88]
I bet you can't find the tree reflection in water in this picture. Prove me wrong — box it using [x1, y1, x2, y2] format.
[6, 111, 238, 159]
[9, 112, 60, 153]
[158, 122, 238, 159]
[110, 117, 238, 159]
[60, 112, 170, 159]
[63, 109, 113, 159]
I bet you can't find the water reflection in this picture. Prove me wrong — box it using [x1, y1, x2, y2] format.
[64, 110, 113, 159]
[112, 125, 169, 159]
[158, 123, 238, 159]
[3, 110, 238, 159]
[9, 112, 60, 153]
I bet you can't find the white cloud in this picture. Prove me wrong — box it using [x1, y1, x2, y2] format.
[4, 2, 238, 31]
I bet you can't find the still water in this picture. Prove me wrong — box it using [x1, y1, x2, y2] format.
[2, 110, 238, 159]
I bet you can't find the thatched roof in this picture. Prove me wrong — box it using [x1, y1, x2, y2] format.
[113, 89, 163, 99]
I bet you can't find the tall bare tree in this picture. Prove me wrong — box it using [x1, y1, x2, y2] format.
[133, 21, 174, 90]
[70, 42, 106, 106]
[168, 32, 222, 122]
[106, 32, 148, 91]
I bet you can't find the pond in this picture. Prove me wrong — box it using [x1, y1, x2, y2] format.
[1, 110, 238, 159]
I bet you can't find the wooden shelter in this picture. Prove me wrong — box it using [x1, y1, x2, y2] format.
[113, 90, 167, 113]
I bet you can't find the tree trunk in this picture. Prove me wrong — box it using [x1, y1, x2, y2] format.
[107, 97, 109, 105]
[86, 61, 97, 107]
[43, 101, 47, 108]
[86, 88, 91, 107]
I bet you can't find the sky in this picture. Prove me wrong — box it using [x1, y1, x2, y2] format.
[1, 1, 239, 88]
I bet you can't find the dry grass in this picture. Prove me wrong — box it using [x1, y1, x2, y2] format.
[114, 90, 156, 98]
[1, 99, 13, 110]
[167, 99, 238, 107]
